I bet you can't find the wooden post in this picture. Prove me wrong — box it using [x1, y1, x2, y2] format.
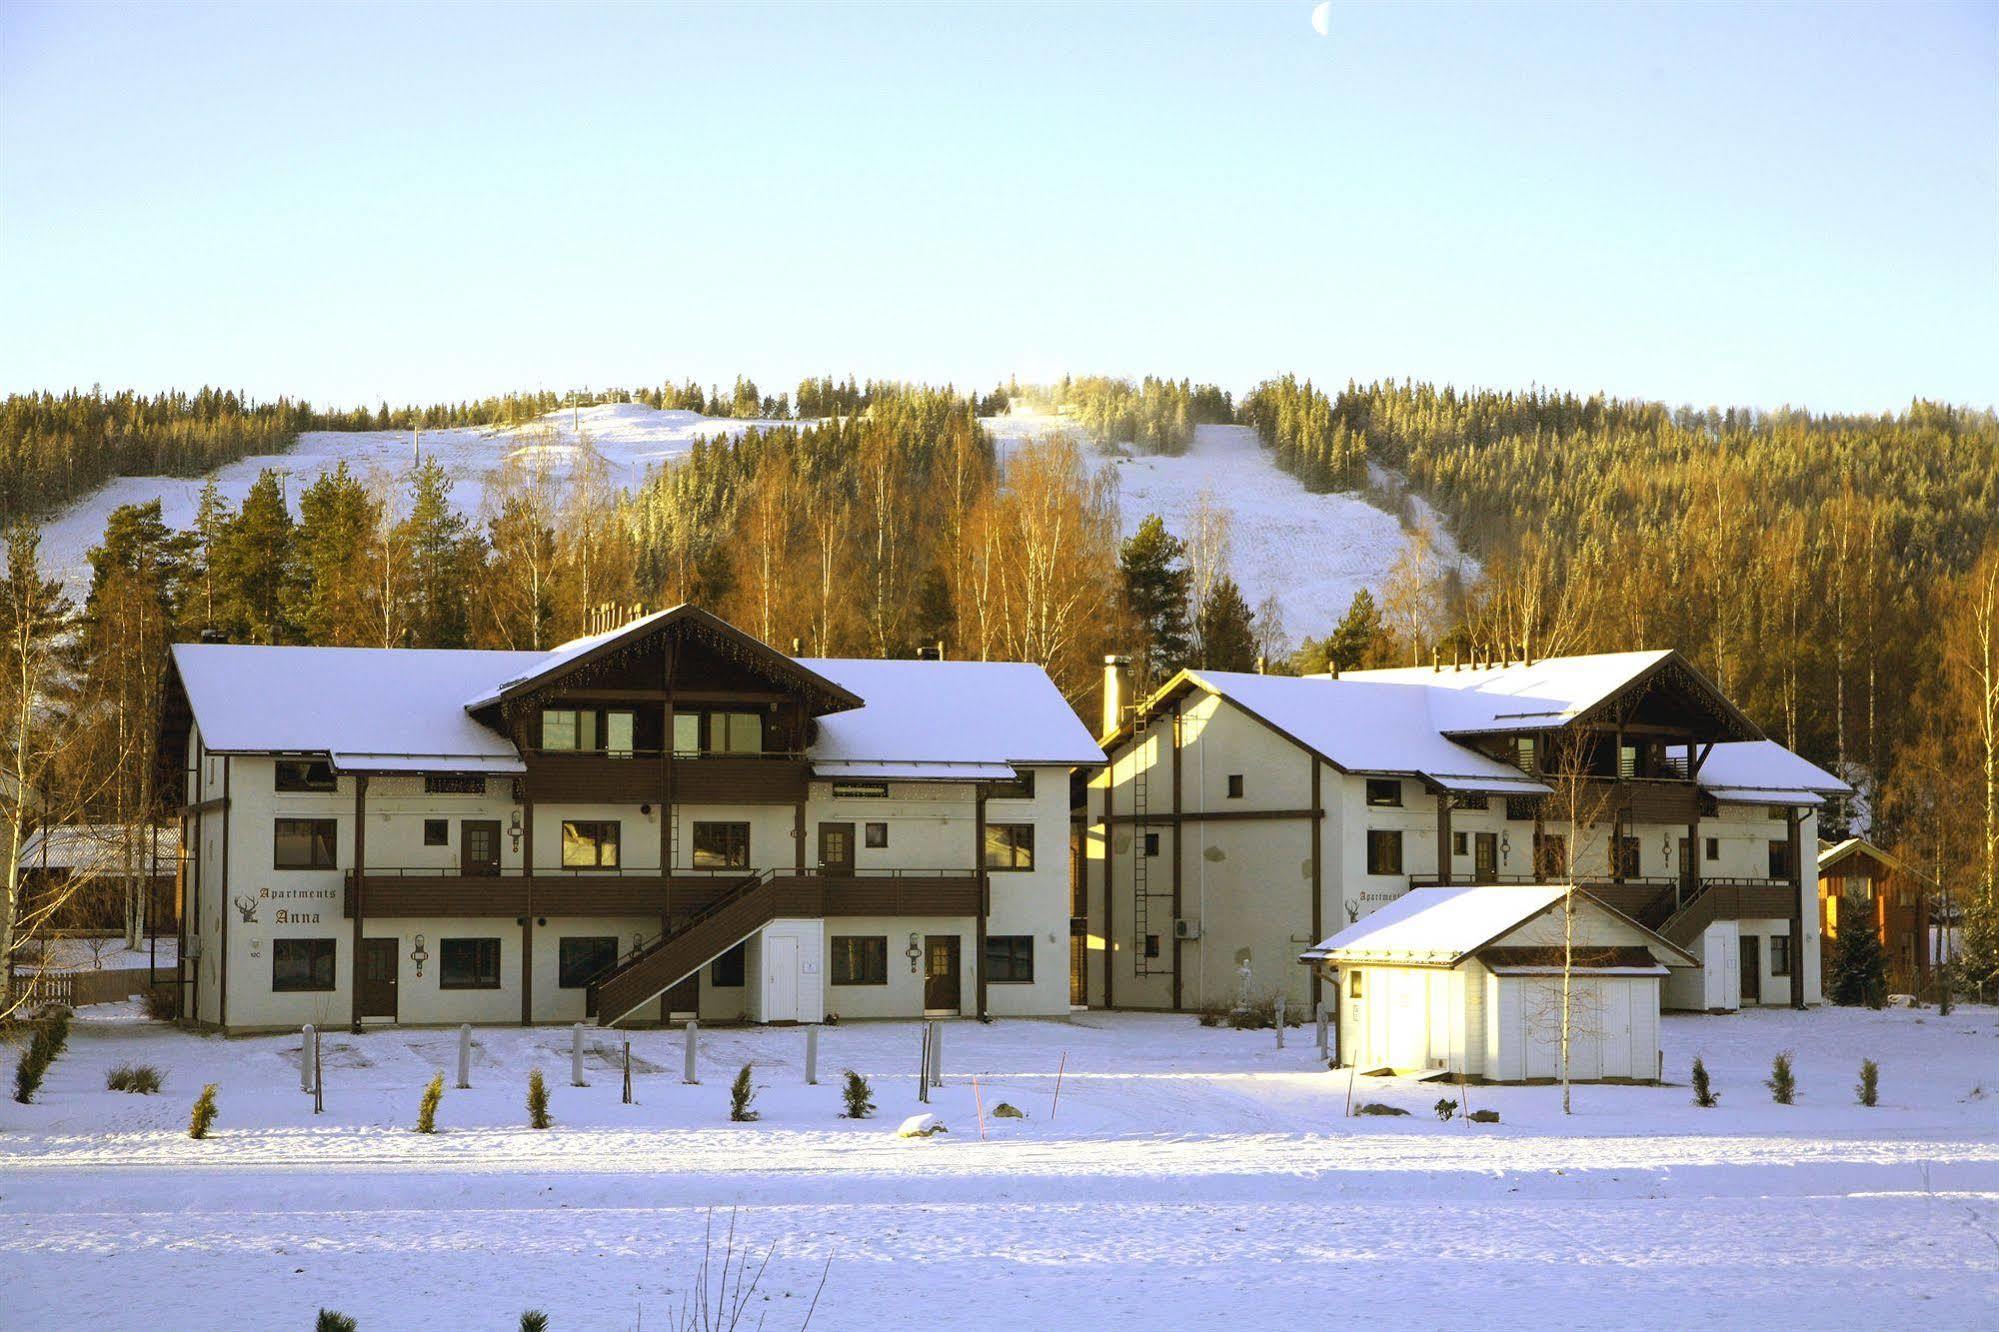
[1788, 807, 1805, 1009]
[1435, 789, 1453, 887]
[348, 772, 366, 1034]
[1308, 754, 1323, 1010]
[622, 1039, 633, 1104]
[975, 785, 989, 1020]
[517, 713, 537, 1026]
[457, 1023, 472, 1089]
[1171, 703, 1185, 1012]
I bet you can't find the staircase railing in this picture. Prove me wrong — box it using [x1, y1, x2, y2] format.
[586, 868, 782, 1026]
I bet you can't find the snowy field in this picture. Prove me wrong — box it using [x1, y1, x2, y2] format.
[993, 415, 1472, 644]
[3, 1004, 1994, 1330]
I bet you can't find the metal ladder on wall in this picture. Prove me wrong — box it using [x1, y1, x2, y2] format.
[1130, 706, 1172, 975]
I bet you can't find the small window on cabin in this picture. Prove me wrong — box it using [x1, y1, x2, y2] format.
[423, 819, 449, 847]
[1142, 832, 1160, 857]
[1619, 744, 1639, 780]
[1768, 839, 1793, 881]
[1226, 774, 1245, 799]
[439, 938, 502, 990]
[1705, 837, 1720, 862]
[274, 818, 338, 870]
[864, 822, 888, 849]
[1770, 932, 1792, 977]
[273, 938, 336, 992]
[1452, 832, 1468, 856]
[1513, 737, 1535, 774]
[1142, 934, 1160, 960]
[1348, 970, 1363, 999]
[604, 711, 635, 757]
[713, 712, 763, 755]
[1366, 779, 1401, 807]
[672, 712, 702, 757]
[561, 820, 621, 869]
[558, 936, 619, 988]
[984, 824, 1035, 871]
[692, 822, 750, 869]
[276, 760, 337, 793]
[1366, 829, 1403, 875]
[987, 935, 1036, 981]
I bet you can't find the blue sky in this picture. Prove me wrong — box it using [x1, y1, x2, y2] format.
[2, 1, 1993, 412]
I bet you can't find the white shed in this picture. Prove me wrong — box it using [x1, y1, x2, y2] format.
[1300, 886, 1698, 1084]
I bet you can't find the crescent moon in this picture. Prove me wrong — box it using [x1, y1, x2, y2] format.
[1311, 1, 1332, 37]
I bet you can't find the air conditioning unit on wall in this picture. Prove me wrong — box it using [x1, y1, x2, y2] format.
[1173, 918, 1201, 940]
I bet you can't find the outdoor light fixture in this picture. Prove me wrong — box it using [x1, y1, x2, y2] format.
[410, 934, 429, 979]
[508, 808, 523, 852]
[1499, 829, 1511, 865]
[906, 932, 923, 973]
[1662, 832, 1673, 863]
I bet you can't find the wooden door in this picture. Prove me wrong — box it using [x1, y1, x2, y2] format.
[923, 934, 961, 1012]
[360, 937, 398, 1019]
[818, 823, 855, 874]
[461, 820, 502, 877]
[1739, 935, 1761, 1004]
[1474, 833, 1498, 882]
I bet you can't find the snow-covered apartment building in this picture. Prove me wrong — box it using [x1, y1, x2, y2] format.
[1084, 650, 1849, 1024]
[160, 606, 1100, 1034]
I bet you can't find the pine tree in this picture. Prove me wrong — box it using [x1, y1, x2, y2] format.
[403, 458, 476, 648]
[1327, 587, 1385, 672]
[1118, 515, 1192, 683]
[292, 463, 381, 646]
[1826, 919, 1889, 1007]
[1195, 575, 1257, 671]
[217, 469, 297, 643]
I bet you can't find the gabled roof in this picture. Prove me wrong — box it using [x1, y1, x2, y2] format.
[1818, 836, 1917, 879]
[464, 604, 863, 715]
[1298, 884, 1696, 969]
[170, 644, 537, 771]
[803, 658, 1104, 772]
[1699, 740, 1849, 805]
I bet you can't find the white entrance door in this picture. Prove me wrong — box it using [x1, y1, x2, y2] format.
[764, 934, 800, 1022]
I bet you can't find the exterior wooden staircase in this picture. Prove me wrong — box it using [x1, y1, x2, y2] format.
[587, 868, 781, 1026]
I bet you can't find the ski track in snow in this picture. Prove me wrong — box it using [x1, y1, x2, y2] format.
[2, 1005, 1996, 1329]
[38, 405, 1467, 646]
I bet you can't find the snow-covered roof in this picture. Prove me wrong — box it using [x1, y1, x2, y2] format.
[1699, 740, 1849, 805]
[464, 609, 676, 710]
[1817, 836, 1916, 879]
[20, 823, 180, 873]
[1179, 671, 1551, 794]
[172, 643, 540, 766]
[814, 762, 1019, 782]
[1340, 651, 1676, 733]
[1299, 884, 1695, 969]
[802, 659, 1103, 768]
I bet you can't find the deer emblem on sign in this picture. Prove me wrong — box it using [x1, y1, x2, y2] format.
[234, 895, 259, 924]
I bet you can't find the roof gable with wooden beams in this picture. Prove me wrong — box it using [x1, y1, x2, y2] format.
[464, 605, 864, 721]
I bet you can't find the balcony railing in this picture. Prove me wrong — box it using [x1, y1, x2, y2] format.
[344, 864, 982, 919]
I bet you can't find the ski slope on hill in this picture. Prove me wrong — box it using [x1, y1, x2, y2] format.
[992, 414, 1473, 647]
[36, 404, 1471, 647]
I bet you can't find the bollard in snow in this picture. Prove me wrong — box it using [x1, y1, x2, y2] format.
[312, 1028, 323, 1115]
[457, 1024, 472, 1090]
[928, 1020, 944, 1086]
[301, 1024, 315, 1093]
[572, 1022, 587, 1087]
[917, 1023, 931, 1104]
[1274, 995, 1286, 1049]
[683, 1018, 699, 1085]
[622, 1039, 633, 1105]
[1315, 1002, 1329, 1058]
[806, 1025, 819, 1086]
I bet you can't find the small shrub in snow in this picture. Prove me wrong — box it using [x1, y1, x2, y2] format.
[841, 1069, 874, 1120]
[1766, 1051, 1796, 1105]
[897, 1113, 948, 1137]
[41, 1006, 70, 1056]
[141, 985, 176, 1021]
[527, 1067, 551, 1129]
[1354, 1102, 1409, 1117]
[729, 1063, 759, 1122]
[106, 1062, 163, 1094]
[1433, 1097, 1458, 1121]
[1857, 1058, 1879, 1107]
[415, 1073, 444, 1133]
[1197, 1010, 1222, 1028]
[188, 1083, 218, 1139]
[1691, 1057, 1718, 1108]
[519, 1311, 549, 1332]
[992, 1101, 1025, 1119]
[12, 1025, 54, 1104]
[316, 1311, 357, 1332]
[1467, 1109, 1499, 1124]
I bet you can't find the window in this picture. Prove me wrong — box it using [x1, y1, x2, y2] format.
[1348, 969, 1363, 999]
[424, 775, 485, 795]
[542, 708, 636, 755]
[711, 942, 747, 988]
[274, 818, 338, 869]
[830, 935, 888, 985]
[1226, 774, 1245, 799]
[423, 819, 449, 847]
[988, 771, 1036, 800]
[1618, 744, 1639, 779]
[672, 712, 701, 757]
[1452, 831, 1469, 856]
[440, 938, 501, 989]
[985, 934, 1034, 982]
[276, 760, 336, 792]
[865, 822, 888, 849]
[691, 822, 750, 869]
[1768, 839, 1794, 881]
[558, 936, 618, 988]
[605, 711, 634, 757]
[561, 820, 621, 869]
[984, 823, 1035, 871]
[1512, 736, 1535, 774]
[1705, 837, 1720, 861]
[1366, 829, 1403, 875]
[1615, 836, 1641, 880]
[272, 938, 336, 991]
[1770, 932, 1792, 977]
[1365, 778, 1402, 807]
[1143, 933, 1161, 959]
[674, 710, 764, 757]
[1142, 832, 1160, 857]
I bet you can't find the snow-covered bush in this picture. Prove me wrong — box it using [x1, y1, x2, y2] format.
[11, 1029, 52, 1103]
[841, 1069, 874, 1120]
[415, 1073, 444, 1133]
[315, 1311, 356, 1331]
[141, 984, 176, 1021]
[519, 1311, 548, 1332]
[188, 1083, 218, 1138]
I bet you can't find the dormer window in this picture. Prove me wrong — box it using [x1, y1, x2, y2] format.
[541, 708, 636, 756]
[672, 710, 764, 758]
[1365, 779, 1402, 808]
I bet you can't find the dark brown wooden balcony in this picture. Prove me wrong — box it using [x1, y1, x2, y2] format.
[344, 865, 982, 920]
[519, 749, 810, 804]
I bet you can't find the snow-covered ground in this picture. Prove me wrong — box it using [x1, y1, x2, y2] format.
[993, 414, 1474, 645]
[3, 1004, 1994, 1329]
[34, 403, 784, 595]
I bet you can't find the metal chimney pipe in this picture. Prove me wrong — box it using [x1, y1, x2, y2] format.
[1102, 655, 1131, 739]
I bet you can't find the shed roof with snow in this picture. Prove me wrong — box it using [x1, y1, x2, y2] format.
[1299, 885, 1697, 972]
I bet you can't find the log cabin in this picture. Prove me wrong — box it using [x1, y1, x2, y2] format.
[1817, 837, 1933, 994]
